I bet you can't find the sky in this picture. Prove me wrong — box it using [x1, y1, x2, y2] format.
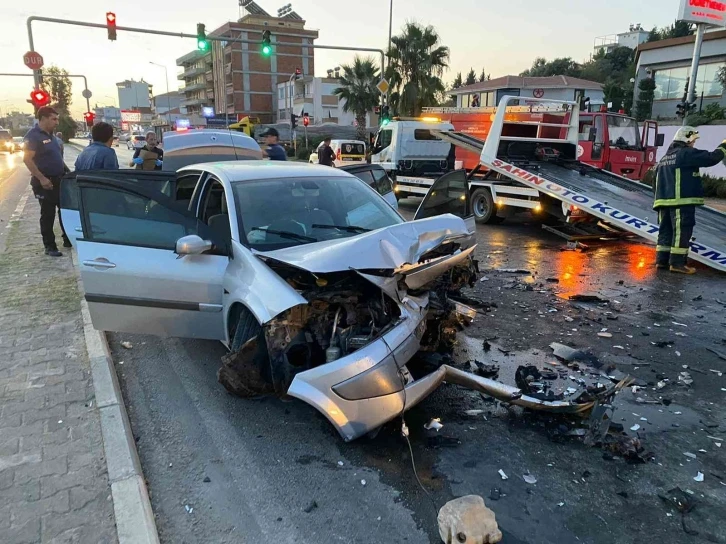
[1, 0, 682, 118]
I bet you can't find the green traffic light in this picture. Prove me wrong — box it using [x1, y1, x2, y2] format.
[198, 39, 209, 52]
[381, 119, 390, 126]
[261, 45, 272, 56]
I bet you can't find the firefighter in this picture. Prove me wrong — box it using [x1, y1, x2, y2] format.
[653, 127, 726, 274]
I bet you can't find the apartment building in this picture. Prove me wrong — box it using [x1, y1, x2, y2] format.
[210, 1, 318, 123]
[176, 50, 214, 116]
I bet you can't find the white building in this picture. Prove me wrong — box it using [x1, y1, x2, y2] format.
[594, 24, 650, 56]
[116, 79, 152, 111]
[276, 76, 376, 127]
[449, 75, 605, 109]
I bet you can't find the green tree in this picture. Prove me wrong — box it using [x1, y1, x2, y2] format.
[465, 68, 477, 86]
[40, 66, 73, 111]
[646, 27, 661, 42]
[333, 56, 380, 141]
[718, 66, 726, 90]
[635, 78, 656, 121]
[520, 57, 580, 77]
[451, 72, 463, 89]
[40, 65, 75, 141]
[385, 22, 450, 116]
[479, 67, 490, 82]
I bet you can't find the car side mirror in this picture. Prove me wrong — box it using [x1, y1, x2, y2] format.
[655, 133, 665, 147]
[588, 127, 597, 142]
[176, 235, 213, 256]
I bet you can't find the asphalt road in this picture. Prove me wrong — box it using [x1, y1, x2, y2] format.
[107, 198, 726, 544]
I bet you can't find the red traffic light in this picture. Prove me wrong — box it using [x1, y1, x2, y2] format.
[30, 89, 50, 108]
[303, 114, 309, 127]
[106, 12, 117, 41]
[83, 112, 95, 127]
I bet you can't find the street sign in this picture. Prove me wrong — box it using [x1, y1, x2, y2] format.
[81, 89, 92, 99]
[23, 51, 44, 71]
[376, 78, 390, 95]
[678, 0, 726, 27]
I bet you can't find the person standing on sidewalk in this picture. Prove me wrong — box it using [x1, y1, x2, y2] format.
[259, 128, 287, 161]
[23, 107, 71, 257]
[318, 137, 336, 167]
[653, 126, 726, 274]
[129, 131, 164, 170]
[74, 122, 120, 172]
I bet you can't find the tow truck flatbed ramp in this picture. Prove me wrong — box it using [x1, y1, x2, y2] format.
[431, 99, 726, 273]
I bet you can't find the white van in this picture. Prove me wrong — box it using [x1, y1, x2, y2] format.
[309, 139, 367, 167]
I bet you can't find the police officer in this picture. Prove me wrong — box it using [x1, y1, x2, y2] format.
[23, 107, 70, 257]
[653, 126, 726, 274]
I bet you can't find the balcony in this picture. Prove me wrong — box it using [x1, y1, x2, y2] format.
[181, 82, 206, 93]
[205, 72, 214, 82]
[176, 50, 203, 65]
[181, 97, 206, 107]
[177, 67, 205, 79]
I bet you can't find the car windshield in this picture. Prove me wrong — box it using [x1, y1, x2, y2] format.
[607, 115, 641, 149]
[135, 136, 146, 141]
[233, 176, 403, 251]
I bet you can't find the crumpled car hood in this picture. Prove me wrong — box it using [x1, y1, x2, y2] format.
[257, 214, 473, 274]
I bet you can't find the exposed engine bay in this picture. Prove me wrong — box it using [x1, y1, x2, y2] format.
[218, 257, 478, 398]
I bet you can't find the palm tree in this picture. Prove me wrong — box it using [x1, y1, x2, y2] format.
[333, 56, 380, 142]
[385, 22, 450, 116]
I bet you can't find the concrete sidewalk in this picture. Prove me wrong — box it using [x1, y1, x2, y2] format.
[0, 190, 121, 543]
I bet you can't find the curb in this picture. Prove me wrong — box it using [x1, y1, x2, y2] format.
[72, 253, 160, 544]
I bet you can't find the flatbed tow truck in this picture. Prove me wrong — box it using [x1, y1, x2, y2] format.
[379, 96, 726, 273]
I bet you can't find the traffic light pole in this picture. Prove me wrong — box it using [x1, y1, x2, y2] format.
[684, 23, 706, 126]
[26, 16, 387, 109]
[0, 72, 91, 113]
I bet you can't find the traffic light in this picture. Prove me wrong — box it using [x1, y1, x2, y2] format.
[83, 112, 95, 127]
[29, 89, 50, 109]
[676, 101, 686, 118]
[303, 113, 309, 127]
[197, 23, 209, 52]
[290, 113, 298, 129]
[294, 68, 302, 80]
[381, 105, 391, 126]
[261, 30, 272, 56]
[106, 12, 117, 41]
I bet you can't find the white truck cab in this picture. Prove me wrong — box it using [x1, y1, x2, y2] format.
[370, 119, 455, 177]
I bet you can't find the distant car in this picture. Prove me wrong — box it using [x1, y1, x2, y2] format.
[309, 139, 367, 167]
[339, 163, 398, 210]
[12, 137, 24, 153]
[127, 135, 146, 150]
[0, 129, 14, 154]
[118, 133, 131, 143]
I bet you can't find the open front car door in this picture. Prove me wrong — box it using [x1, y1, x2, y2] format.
[67, 173, 229, 339]
[413, 169, 475, 234]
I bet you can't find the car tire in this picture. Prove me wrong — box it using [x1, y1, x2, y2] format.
[230, 306, 262, 352]
[471, 188, 503, 224]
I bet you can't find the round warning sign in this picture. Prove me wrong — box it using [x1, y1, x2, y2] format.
[533, 88, 545, 99]
[576, 144, 584, 158]
[648, 151, 655, 162]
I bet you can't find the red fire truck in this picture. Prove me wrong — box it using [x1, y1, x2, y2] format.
[421, 107, 663, 181]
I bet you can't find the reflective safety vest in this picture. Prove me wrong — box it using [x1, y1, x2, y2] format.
[654, 141, 726, 209]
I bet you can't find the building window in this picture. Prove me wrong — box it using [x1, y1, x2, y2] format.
[653, 63, 725, 101]
[278, 88, 285, 100]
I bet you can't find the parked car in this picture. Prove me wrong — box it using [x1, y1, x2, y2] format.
[127, 134, 146, 150]
[339, 163, 398, 210]
[309, 139, 367, 167]
[118, 133, 131, 143]
[0, 129, 14, 154]
[12, 137, 25, 153]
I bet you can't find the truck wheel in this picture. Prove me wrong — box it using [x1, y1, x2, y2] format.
[230, 306, 262, 352]
[471, 188, 503, 224]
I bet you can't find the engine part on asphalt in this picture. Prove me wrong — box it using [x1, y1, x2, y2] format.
[437, 495, 503, 544]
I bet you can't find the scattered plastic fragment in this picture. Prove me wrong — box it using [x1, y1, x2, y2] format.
[630, 424, 641, 431]
[121, 341, 133, 349]
[338, 461, 344, 466]
[709, 369, 723, 377]
[597, 332, 613, 338]
[672, 322, 687, 328]
[464, 410, 485, 417]
[185, 505, 193, 514]
[694, 472, 704, 482]
[424, 418, 443, 432]
[683, 452, 697, 459]
[498, 469, 509, 480]
[523, 473, 537, 484]
[557, 502, 565, 507]
[361, 479, 366, 486]
[613, 345, 625, 350]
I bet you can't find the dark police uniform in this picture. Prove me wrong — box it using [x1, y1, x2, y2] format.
[24, 125, 69, 251]
[653, 140, 726, 268]
[318, 144, 336, 167]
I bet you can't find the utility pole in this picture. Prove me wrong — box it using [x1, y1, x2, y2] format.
[684, 23, 706, 126]
[0, 72, 92, 113]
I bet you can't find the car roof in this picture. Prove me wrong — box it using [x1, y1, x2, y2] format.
[180, 161, 358, 184]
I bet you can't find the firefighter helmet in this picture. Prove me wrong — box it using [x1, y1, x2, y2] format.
[673, 126, 700, 144]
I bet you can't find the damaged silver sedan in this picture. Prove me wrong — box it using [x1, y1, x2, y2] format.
[63, 156, 601, 442]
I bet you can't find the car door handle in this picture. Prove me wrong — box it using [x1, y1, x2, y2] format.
[82, 258, 116, 269]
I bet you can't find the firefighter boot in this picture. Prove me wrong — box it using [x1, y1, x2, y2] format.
[670, 265, 696, 275]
